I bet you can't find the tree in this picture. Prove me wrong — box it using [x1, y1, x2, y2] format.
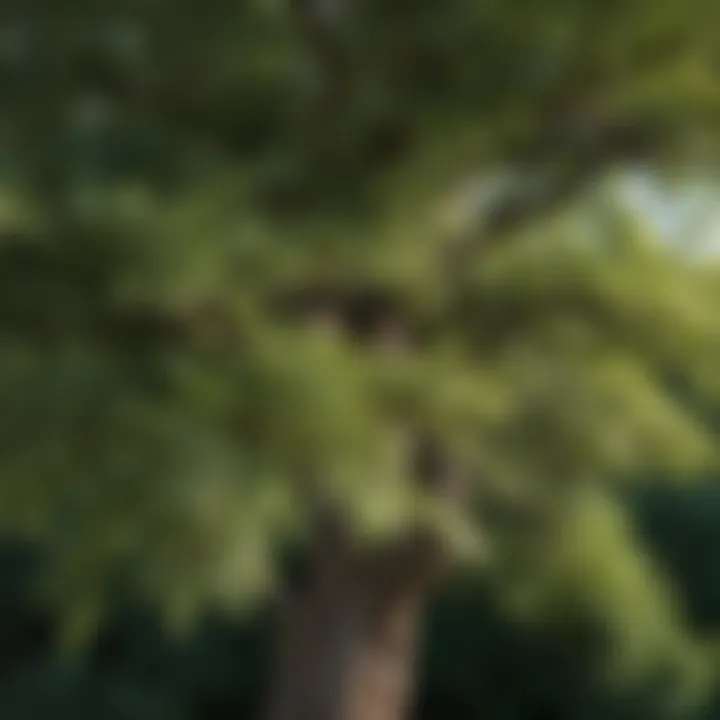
[1, 2, 720, 719]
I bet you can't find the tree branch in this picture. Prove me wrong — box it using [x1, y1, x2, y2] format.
[443, 120, 657, 273]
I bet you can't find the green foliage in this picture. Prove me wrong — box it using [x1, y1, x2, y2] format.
[1, 1, 720, 670]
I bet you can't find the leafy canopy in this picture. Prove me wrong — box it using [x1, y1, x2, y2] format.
[0, 0, 719, 644]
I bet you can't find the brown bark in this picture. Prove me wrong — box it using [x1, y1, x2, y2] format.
[264, 528, 444, 720]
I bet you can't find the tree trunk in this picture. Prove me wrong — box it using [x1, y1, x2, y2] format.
[265, 530, 443, 720]
[264, 308, 461, 720]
